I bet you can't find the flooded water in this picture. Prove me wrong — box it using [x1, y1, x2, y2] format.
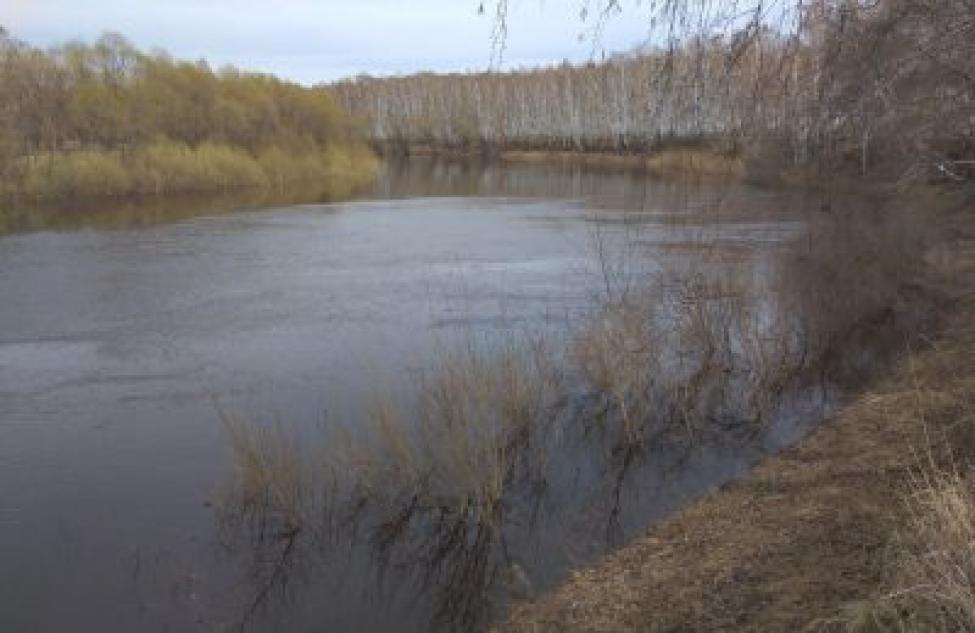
[0, 159, 820, 632]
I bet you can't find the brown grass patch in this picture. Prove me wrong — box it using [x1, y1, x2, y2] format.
[500, 148, 743, 179]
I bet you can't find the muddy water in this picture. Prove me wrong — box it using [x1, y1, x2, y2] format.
[0, 159, 815, 632]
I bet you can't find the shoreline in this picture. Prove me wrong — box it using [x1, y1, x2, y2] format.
[501, 148, 744, 180]
[0, 143, 379, 204]
[377, 143, 745, 180]
[501, 205, 975, 631]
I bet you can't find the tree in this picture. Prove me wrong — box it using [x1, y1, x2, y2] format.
[0, 29, 377, 198]
[334, 0, 975, 181]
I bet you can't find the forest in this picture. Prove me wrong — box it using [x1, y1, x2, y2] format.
[0, 29, 377, 199]
[335, 0, 975, 183]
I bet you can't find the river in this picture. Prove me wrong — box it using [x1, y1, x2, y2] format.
[0, 159, 822, 631]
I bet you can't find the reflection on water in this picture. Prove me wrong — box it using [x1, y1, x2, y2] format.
[0, 156, 790, 238]
[0, 182, 362, 236]
[0, 157, 893, 632]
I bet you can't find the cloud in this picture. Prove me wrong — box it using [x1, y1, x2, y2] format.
[0, 0, 652, 83]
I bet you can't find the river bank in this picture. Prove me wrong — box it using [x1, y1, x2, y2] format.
[377, 143, 744, 180]
[502, 196, 975, 631]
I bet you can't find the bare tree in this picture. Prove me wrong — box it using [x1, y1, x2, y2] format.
[335, 0, 974, 182]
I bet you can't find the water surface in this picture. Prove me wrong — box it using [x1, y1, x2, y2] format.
[0, 159, 815, 631]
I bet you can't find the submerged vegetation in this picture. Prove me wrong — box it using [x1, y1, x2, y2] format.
[0, 31, 377, 200]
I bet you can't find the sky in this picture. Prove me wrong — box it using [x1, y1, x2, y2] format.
[0, 0, 654, 84]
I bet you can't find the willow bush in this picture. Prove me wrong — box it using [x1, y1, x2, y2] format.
[0, 31, 377, 200]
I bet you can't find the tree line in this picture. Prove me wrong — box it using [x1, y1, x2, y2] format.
[0, 29, 376, 199]
[334, 34, 804, 153]
[334, 0, 975, 181]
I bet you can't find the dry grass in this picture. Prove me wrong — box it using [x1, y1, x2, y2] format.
[327, 339, 566, 626]
[644, 148, 744, 179]
[502, 150, 649, 170]
[894, 469, 975, 631]
[214, 408, 324, 630]
[338, 338, 563, 505]
[216, 409, 311, 535]
[835, 337, 975, 633]
[499, 148, 743, 179]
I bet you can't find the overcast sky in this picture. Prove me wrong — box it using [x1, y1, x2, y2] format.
[0, 1, 654, 84]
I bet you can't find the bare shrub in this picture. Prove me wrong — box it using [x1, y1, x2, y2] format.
[573, 299, 663, 447]
[329, 338, 565, 626]
[774, 199, 928, 389]
[214, 409, 317, 629]
[341, 338, 563, 502]
[574, 229, 785, 450]
[218, 411, 310, 535]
